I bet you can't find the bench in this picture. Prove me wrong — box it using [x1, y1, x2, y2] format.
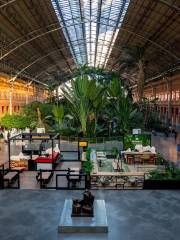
[3, 170, 20, 188]
[36, 171, 54, 188]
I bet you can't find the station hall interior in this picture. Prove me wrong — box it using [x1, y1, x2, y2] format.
[0, 1, 180, 240]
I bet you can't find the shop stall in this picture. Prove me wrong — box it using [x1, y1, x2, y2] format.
[8, 133, 61, 170]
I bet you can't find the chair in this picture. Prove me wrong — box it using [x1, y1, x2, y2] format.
[67, 169, 82, 189]
[126, 154, 134, 164]
[134, 155, 142, 166]
[36, 171, 53, 188]
[141, 154, 151, 164]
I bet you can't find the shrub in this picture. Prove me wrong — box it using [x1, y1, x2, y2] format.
[0, 114, 31, 129]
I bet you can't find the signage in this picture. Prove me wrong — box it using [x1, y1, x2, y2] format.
[79, 141, 88, 147]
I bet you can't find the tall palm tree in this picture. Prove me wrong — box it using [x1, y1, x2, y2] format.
[118, 45, 146, 101]
[107, 77, 137, 134]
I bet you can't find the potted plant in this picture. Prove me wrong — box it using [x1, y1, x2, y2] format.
[106, 147, 119, 159]
[83, 148, 93, 189]
[156, 152, 166, 165]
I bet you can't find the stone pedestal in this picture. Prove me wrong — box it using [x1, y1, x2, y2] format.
[58, 199, 108, 233]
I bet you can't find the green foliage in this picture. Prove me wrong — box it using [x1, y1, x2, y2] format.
[124, 134, 151, 150]
[17, 66, 160, 137]
[0, 114, 31, 129]
[149, 168, 180, 181]
[61, 74, 105, 136]
[86, 148, 91, 161]
[156, 152, 166, 165]
[22, 101, 53, 129]
[107, 77, 138, 134]
[52, 104, 64, 131]
[111, 147, 119, 156]
[59, 127, 77, 136]
[117, 45, 146, 101]
[22, 101, 39, 123]
[83, 148, 93, 174]
[148, 155, 180, 181]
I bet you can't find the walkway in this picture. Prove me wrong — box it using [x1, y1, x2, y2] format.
[0, 190, 179, 240]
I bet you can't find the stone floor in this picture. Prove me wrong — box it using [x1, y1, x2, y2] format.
[151, 134, 180, 165]
[0, 190, 180, 240]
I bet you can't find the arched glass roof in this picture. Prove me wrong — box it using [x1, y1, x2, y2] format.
[51, 0, 130, 67]
[0, 0, 179, 87]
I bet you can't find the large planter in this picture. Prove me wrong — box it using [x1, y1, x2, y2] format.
[143, 180, 180, 189]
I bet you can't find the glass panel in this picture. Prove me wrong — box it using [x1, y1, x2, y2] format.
[51, 0, 130, 67]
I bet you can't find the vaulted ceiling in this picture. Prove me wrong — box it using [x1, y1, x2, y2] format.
[0, 0, 179, 88]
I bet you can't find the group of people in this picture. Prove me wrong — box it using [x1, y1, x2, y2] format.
[0, 127, 30, 143]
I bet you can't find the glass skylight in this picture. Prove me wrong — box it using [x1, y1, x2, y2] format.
[51, 0, 130, 68]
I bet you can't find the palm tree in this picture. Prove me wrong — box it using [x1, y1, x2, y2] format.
[61, 75, 105, 136]
[52, 104, 65, 131]
[107, 77, 137, 134]
[118, 45, 146, 101]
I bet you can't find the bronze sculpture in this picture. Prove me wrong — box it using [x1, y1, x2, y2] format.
[72, 189, 94, 217]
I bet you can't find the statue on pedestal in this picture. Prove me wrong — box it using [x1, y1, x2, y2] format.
[72, 189, 94, 217]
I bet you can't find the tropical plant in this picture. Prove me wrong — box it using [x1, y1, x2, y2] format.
[75, 64, 115, 85]
[61, 75, 105, 136]
[117, 45, 146, 101]
[111, 147, 119, 156]
[22, 101, 54, 129]
[52, 104, 65, 131]
[107, 77, 137, 134]
[83, 149, 93, 174]
[156, 152, 165, 165]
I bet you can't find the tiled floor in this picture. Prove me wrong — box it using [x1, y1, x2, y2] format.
[0, 190, 180, 240]
[1, 137, 180, 240]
